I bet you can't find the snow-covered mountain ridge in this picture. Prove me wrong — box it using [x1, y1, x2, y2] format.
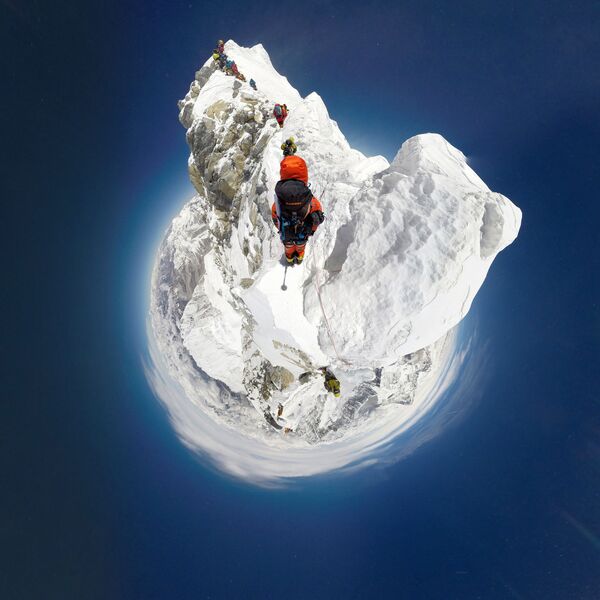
[149, 40, 521, 448]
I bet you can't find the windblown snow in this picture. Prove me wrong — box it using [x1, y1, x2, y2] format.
[146, 41, 521, 481]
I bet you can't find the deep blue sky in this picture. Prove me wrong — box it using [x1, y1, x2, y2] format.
[2, 1, 599, 598]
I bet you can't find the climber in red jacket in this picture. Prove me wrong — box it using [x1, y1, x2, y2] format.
[271, 155, 324, 264]
[273, 103, 289, 128]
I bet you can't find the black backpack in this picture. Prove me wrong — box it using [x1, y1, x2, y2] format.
[274, 179, 314, 242]
[275, 179, 313, 221]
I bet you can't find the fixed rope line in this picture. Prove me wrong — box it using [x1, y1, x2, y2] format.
[311, 181, 351, 367]
[313, 261, 349, 366]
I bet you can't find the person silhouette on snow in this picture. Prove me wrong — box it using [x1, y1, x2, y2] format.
[273, 103, 288, 128]
[298, 368, 341, 397]
[271, 155, 324, 264]
[217, 39, 225, 54]
[249, 78, 257, 90]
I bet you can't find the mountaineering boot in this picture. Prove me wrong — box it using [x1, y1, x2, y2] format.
[286, 255, 295, 264]
[295, 254, 304, 265]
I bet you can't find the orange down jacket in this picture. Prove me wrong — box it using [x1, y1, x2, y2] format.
[271, 156, 323, 232]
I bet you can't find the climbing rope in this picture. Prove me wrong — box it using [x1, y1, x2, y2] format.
[311, 183, 351, 367]
[313, 260, 348, 366]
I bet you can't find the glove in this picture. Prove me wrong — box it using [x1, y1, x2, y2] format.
[311, 210, 325, 226]
[309, 210, 325, 232]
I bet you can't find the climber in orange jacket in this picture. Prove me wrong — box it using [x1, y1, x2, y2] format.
[271, 155, 324, 264]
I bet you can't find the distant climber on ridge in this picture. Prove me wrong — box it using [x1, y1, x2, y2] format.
[321, 367, 341, 397]
[281, 137, 297, 156]
[273, 103, 288, 128]
[217, 39, 225, 54]
[271, 155, 324, 264]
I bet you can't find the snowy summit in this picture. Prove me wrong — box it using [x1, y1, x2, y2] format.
[147, 40, 521, 476]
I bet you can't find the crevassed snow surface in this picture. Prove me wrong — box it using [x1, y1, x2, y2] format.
[146, 40, 521, 483]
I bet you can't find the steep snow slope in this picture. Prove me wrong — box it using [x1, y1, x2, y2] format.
[309, 134, 522, 363]
[149, 40, 521, 455]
